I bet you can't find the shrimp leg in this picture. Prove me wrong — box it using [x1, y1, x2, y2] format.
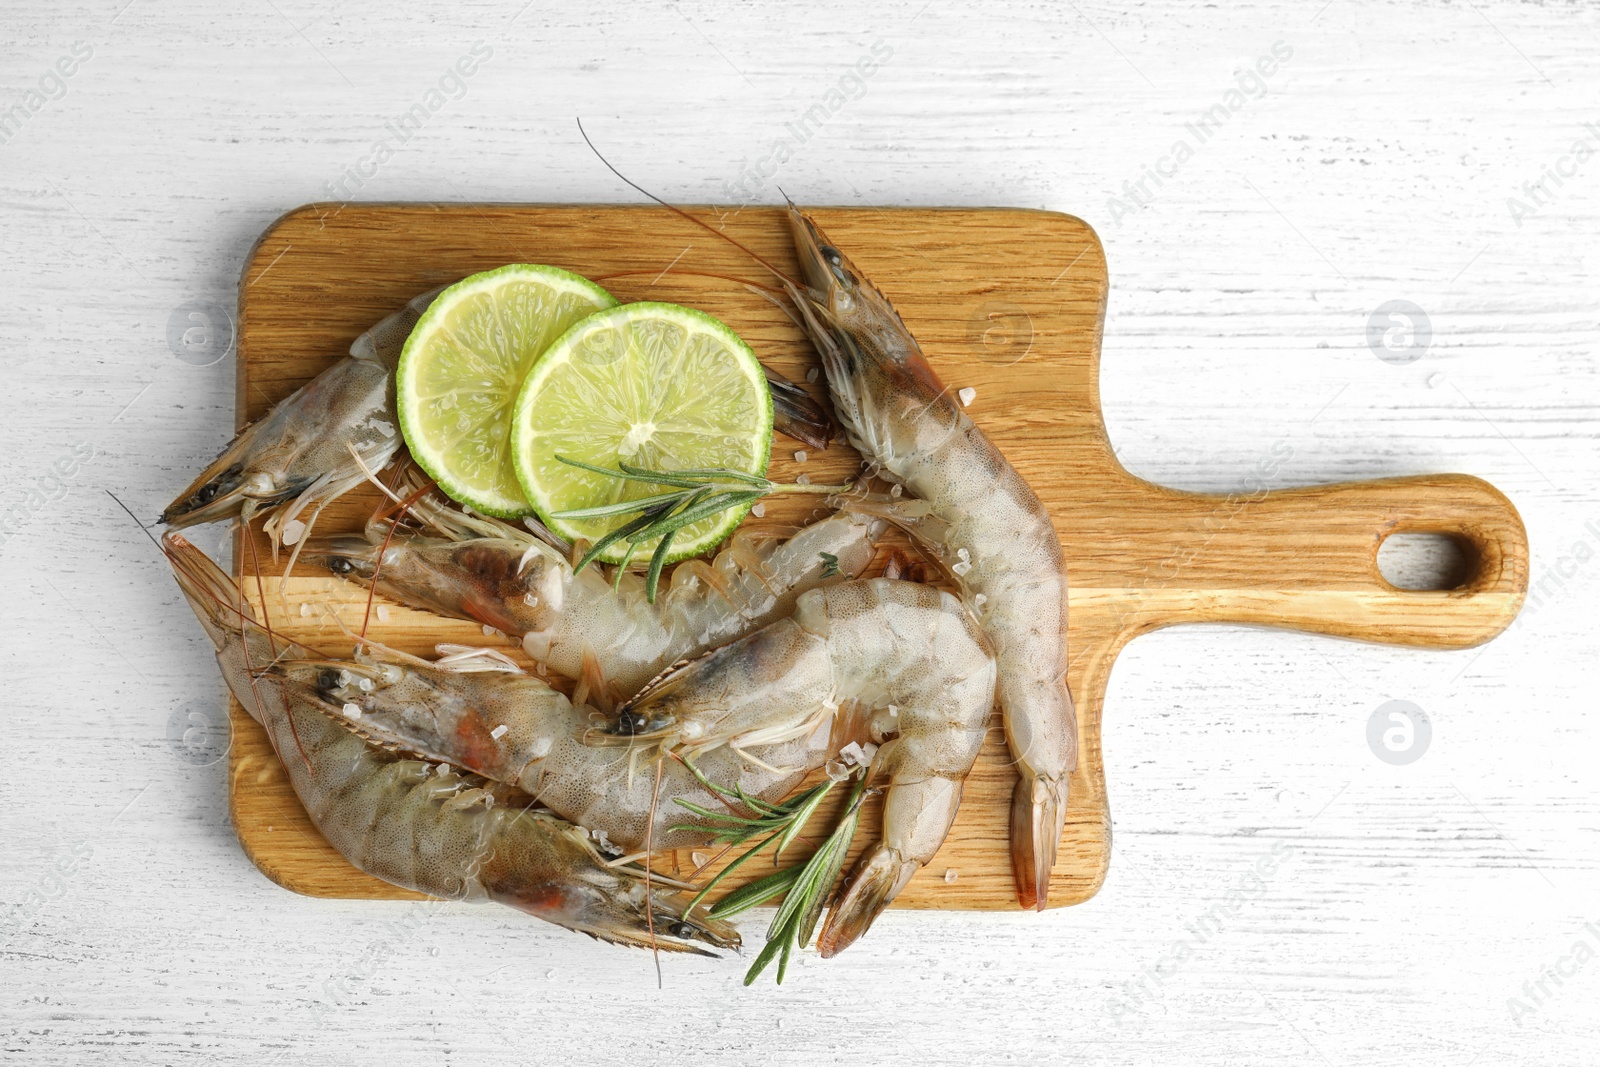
[783, 209, 1078, 910]
[613, 578, 996, 954]
[302, 484, 885, 696]
[275, 642, 852, 853]
[162, 531, 736, 953]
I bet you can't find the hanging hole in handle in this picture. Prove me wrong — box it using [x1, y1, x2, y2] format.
[1377, 532, 1477, 591]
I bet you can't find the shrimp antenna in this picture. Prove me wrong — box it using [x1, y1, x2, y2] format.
[574, 118, 800, 289]
[107, 490, 166, 552]
[645, 753, 666, 988]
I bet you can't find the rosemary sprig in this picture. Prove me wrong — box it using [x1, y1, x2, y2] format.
[671, 765, 841, 917]
[675, 763, 872, 986]
[550, 456, 852, 604]
[735, 774, 871, 986]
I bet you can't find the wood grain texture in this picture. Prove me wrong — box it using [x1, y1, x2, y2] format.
[228, 204, 1527, 910]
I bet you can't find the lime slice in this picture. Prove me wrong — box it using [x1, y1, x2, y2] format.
[512, 301, 773, 565]
[397, 264, 617, 517]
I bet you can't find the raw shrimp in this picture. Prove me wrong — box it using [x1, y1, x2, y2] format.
[565, 156, 1079, 907]
[162, 289, 833, 540]
[302, 492, 884, 698]
[161, 290, 428, 543]
[784, 209, 1078, 910]
[283, 643, 861, 853]
[611, 577, 997, 956]
[162, 530, 737, 953]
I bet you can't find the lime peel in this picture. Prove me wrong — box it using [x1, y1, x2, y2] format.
[511, 301, 775, 566]
[396, 264, 617, 518]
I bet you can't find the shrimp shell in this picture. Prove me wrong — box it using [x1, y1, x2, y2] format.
[618, 578, 997, 955]
[784, 208, 1077, 910]
[303, 500, 885, 697]
[281, 645, 854, 853]
[162, 531, 737, 954]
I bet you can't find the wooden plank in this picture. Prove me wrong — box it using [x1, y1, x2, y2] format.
[229, 204, 1528, 910]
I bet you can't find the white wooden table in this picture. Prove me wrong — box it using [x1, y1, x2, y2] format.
[3, 2, 1595, 1063]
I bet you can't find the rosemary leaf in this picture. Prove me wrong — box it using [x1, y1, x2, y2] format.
[625, 463, 773, 487]
[773, 777, 837, 861]
[555, 454, 709, 489]
[670, 802, 772, 826]
[777, 934, 794, 984]
[742, 931, 787, 987]
[688, 828, 785, 913]
[707, 863, 802, 920]
[795, 780, 870, 946]
[571, 504, 667, 574]
[549, 488, 691, 520]
[644, 527, 676, 603]
[638, 489, 765, 538]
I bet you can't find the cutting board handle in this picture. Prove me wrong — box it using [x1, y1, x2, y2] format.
[1130, 473, 1528, 649]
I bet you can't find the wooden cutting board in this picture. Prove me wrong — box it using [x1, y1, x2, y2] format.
[226, 203, 1528, 911]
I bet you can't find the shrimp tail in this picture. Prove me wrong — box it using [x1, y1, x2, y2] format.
[1011, 773, 1068, 911]
[816, 844, 917, 958]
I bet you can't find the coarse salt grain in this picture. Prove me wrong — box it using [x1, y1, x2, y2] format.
[437, 762, 451, 777]
[944, 868, 959, 883]
[796, 473, 811, 485]
[952, 560, 971, 576]
[887, 704, 899, 717]
[376, 604, 390, 622]
[299, 602, 311, 617]
[751, 503, 765, 517]
[358, 677, 374, 692]
[889, 483, 903, 498]
[691, 851, 710, 868]
[958, 387, 976, 407]
[281, 519, 307, 546]
[793, 450, 807, 463]
[342, 703, 362, 720]
[482, 623, 497, 637]
[839, 741, 876, 768]
[805, 367, 819, 383]
[973, 593, 988, 607]
[490, 724, 509, 740]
